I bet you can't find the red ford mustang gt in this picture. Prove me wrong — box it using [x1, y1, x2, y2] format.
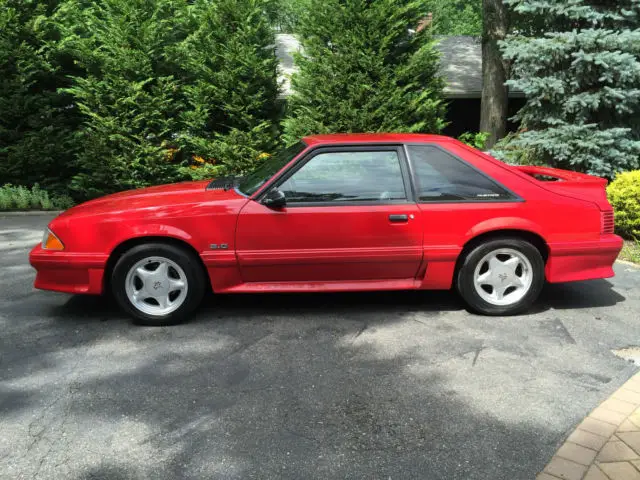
[30, 134, 623, 325]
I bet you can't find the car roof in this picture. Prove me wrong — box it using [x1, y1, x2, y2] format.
[302, 133, 455, 146]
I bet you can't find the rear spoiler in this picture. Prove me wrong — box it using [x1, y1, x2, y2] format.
[512, 165, 611, 210]
[513, 166, 608, 186]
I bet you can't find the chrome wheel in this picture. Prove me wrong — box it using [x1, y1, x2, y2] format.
[473, 248, 533, 307]
[124, 256, 188, 316]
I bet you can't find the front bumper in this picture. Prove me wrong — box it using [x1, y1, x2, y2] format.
[546, 234, 624, 283]
[29, 245, 109, 295]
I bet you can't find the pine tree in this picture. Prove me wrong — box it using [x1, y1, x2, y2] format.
[55, 0, 192, 198]
[499, 0, 640, 177]
[282, 0, 446, 144]
[0, 0, 79, 193]
[172, 0, 281, 175]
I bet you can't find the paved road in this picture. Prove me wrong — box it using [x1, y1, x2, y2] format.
[1, 214, 640, 480]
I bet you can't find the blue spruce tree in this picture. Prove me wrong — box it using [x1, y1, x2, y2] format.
[498, 0, 640, 177]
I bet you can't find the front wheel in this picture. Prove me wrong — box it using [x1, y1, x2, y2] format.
[111, 243, 206, 326]
[456, 238, 545, 316]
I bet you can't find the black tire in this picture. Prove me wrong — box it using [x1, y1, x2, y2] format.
[456, 237, 545, 316]
[111, 243, 206, 326]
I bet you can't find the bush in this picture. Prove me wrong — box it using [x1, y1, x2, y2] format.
[172, 0, 281, 176]
[0, 184, 75, 211]
[0, 0, 81, 195]
[607, 171, 640, 239]
[283, 0, 446, 143]
[490, 131, 546, 166]
[52, 0, 281, 199]
[458, 132, 489, 150]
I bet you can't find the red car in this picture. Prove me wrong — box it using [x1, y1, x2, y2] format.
[30, 134, 623, 325]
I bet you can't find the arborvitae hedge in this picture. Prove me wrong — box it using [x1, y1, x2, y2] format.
[0, 0, 80, 194]
[283, 0, 447, 144]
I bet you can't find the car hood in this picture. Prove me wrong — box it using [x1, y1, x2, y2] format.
[57, 180, 241, 219]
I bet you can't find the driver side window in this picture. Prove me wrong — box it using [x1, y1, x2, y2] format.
[278, 150, 407, 204]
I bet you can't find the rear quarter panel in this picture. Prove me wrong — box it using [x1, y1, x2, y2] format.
[416, 141, 602, 289]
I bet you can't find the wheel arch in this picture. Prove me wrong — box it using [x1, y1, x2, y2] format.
[104, 236, 209, 292]
[454, 229, 550, 280]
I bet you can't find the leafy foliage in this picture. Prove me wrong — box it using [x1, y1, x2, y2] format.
[0, 184, 74, 211]
[266, 0, 311, 33]
[607, 170, 640, 240]
[55, 0, 193, 198]
[269, 0, 482, 36]
[51, 0, 281, 198]
[458, 131, 490, 150]
[172, 0, 281, 175]
[490, 132, 541, 165]
[497, 0, 640, 177]
[0, 0, 80, 194]
[619, 240, 640, 264]
[283, 0, 446, 143]
[424, 0, 482, 36]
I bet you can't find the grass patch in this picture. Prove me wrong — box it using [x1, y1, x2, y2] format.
[619, 240, 640, 265]
[0, 184, 74, 211]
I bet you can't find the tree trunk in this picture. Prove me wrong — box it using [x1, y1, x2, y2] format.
[480, 0, 509, 149]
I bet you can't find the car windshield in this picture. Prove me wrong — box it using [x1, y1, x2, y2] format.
[237, 142, 307, 196]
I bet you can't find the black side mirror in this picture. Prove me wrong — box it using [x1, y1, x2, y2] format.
[262, 188, 286, 209]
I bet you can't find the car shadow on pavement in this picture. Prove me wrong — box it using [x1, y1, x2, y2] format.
[49, 277, 626, 326]
[536, 279, 626, 311]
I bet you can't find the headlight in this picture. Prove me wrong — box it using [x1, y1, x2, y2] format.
[42, 228, 64, 251]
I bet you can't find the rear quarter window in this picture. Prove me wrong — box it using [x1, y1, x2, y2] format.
[406, 145, 515, 202]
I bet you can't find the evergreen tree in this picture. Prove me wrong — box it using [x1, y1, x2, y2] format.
[173, 0, 281, 175]
[55, 0, 192, 198]
[423, 0, 482, 36]
[266, 0, 311, 33]
[282, 0, 446, 143]
[0, 0, 79, 193]
[499, 0, 640, 177]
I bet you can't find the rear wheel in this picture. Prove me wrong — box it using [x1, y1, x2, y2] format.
[456, 238, 545, 316]
[111, 243, 205, 326]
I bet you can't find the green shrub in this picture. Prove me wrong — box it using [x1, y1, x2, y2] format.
[607, 171, 640, 239]
[491, 132, 543, 166]
[619, 240, 640, 264]
[458, 132, 490, 150]
[283, 0, 446, 143]
[0, 0, 81, 195]
[0, 188, 10, 210]
[0, 184, 75, 211]
[55, 0, 281, 199]
[172, 0, 281, 176]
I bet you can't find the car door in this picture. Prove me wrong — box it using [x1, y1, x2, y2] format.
[235, 145, 424, 283]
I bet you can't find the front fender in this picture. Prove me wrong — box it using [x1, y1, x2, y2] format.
[106, 223, 198, 254]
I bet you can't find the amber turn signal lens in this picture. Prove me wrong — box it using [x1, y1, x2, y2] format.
[43, 230, 64, 251]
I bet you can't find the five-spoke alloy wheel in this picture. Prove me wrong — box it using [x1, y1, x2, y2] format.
[112, 243, 205, 326]
[125, 257, 189, 316]
[456, 238, 545, 316]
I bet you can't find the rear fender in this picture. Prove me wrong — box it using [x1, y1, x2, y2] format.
[464, 217, 544, 242]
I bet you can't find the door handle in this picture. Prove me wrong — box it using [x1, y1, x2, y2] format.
[388, 214, 409, 223]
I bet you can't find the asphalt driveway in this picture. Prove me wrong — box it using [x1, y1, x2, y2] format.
[1, 213, 640, 480]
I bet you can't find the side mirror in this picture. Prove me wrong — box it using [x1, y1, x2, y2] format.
[262, 188, 286, 209]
